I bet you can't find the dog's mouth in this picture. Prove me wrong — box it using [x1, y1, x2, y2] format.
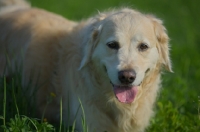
[111, 82, 138, 104]
[110, 68, 149, 103]
[105, 66, 140, 103]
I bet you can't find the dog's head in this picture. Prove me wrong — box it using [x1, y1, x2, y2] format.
[79, 8, 172, 103]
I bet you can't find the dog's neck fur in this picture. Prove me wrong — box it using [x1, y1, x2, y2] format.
[78, 60, 161, 131]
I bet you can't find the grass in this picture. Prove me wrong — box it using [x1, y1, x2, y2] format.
[1, 0, 200, 131]
[0, 75, 55, 131]
[0, 76, 87, 132]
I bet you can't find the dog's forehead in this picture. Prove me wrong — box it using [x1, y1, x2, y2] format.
[101, 12, 157, 44]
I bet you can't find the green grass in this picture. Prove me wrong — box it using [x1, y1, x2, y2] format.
[1, 0, 200, 131]
[0, 76, 55, 131]
[0, 76, 87, 132]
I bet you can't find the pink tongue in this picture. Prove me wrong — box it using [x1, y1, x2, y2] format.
[114, 86, 138, 103]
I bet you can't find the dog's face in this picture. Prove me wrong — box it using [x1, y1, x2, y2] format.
[79, 9, 172, 103]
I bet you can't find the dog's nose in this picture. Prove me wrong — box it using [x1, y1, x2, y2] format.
[118, 70, 136, 84]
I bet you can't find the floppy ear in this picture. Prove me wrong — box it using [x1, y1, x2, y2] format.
[149, 16, 172, 72]
[78, 12, 106, 70]
[78, 25, 102, 70]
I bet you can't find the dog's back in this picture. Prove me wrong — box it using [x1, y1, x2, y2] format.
[0, 0, 29, 7]
[0, 0, 78, 123]
[0, 0, 76, 76]
[0, 0, 30, 14]
[0, 0, 29, 75]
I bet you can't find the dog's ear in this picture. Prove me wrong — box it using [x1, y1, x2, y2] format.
[78, 25, 102, 70]
[148, 15, 172, 72]
[78, 12, 106, 70]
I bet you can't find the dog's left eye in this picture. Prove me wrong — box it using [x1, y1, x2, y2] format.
[138, 43, 149, 51]
[106, 41, 120, 50]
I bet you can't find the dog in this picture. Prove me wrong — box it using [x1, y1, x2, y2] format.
[0, 0, 172, 131]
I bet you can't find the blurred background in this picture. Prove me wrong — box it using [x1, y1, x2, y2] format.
[10, 0, 200, 131]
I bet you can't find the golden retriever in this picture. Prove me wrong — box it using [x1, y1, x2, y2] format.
[0, 0, 172, 131]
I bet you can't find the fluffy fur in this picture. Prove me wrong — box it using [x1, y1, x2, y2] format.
[0, 0, 172, 131]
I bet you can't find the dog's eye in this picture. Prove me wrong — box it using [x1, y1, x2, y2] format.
[138, 43, 149, 51]
[106, 41, 120, 50]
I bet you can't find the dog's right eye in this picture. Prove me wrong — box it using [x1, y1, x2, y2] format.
[138, 43, 149, 51]
[106, 41, 120, 50]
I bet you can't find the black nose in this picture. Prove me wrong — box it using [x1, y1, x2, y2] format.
[118, 70, 136, 84]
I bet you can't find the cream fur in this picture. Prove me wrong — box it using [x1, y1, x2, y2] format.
[0, 0, 172, 131]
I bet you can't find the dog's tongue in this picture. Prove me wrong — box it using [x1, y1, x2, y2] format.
[113, 86, 138, 103]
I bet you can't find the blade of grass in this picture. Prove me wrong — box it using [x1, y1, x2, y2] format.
[198, 96, 200, 120]
[71, 105, 81, 132]
[72, 119, 76, 132]
[78, 98, 88, 132]
[3, 76, 6, 132]
[12, 78, 20, 116]
[67, 93, 70, 132]
[41, 104, 47, 123]
[22, 115, 38, 131]
[41, 96, 52, 123]
[59, 97, 63, 132]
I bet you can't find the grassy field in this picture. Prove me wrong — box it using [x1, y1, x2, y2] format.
[1, 0, 200, 131]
